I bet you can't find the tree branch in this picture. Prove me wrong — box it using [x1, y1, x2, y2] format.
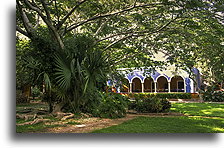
[66, 2, 163, 34]
[94, 18, 109, 37]
[56, 0, 88, 30]
[99, 14, 179, 50]
[16, 25, 30, 37]
[40, 0, 51, 21]
[16, 0, 34, 37]
[23, 0, 65, 49]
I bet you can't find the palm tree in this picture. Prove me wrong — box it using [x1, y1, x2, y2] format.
[52, 34, 111, 113]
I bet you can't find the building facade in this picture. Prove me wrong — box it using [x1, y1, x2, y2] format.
[108, 52, 201, 93]
[108, 67, 201, 94]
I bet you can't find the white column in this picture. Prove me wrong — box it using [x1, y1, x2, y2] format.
[141, 83, 144, 93]
[129, 83, 132, 93]
[154, 82, 157, 93]
[168, 82, 171, 93]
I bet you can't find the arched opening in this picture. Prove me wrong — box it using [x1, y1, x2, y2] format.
[157, 76, 168, 92]
[170, 76, 185, 92]
[132, 77, 142, 92]
[120, 78, 129, 93]
[144, 77, 154, 92]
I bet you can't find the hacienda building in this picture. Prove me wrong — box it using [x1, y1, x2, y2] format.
[108, 52, 201, 94]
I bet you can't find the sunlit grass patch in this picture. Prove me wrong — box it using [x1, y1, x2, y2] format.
[92, 116, 224, 133]
[171, 103, 224, 117]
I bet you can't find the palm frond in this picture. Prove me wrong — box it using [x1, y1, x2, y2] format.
[54, 54, 72, 91]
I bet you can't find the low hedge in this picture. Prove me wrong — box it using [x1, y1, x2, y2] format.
[125, 93, 192, 100]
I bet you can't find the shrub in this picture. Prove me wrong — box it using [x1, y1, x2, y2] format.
[160, 99, 172, 112]
[202, 85, 224, 102]
[135, 97, 162, 113]
[93, 92, 129, 118]
[203, 90, 224, 102]
[130, 97, 171, 113]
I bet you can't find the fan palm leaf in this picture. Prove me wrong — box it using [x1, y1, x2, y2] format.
[54, 54, 72, 91]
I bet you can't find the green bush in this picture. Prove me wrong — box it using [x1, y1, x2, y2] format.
[202, 85, 224, 102]
[160, 99, 172, 112]
[130, 97, 171, 113]
[203, 90, 224, 102]
[93, 93, 129, 119]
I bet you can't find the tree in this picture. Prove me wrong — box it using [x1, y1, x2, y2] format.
[159, 1, 224, 86]
[16, 0, 224, 112]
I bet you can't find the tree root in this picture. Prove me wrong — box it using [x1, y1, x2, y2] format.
[61, 113, 74, 121]
[16, 113, 50, 126]
[16, 118, 51, 126]
[16, 111, 75, 126]
[16, 113, 38, 121]
[54, 112, 75, 121]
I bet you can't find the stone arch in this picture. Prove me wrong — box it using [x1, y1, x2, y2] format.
[170, 75, 185, 92]
[156, 75, 169, 92]
[155, 74, 169, 83]
[132, 77, 142, 92]
[143, 77, 154, 92]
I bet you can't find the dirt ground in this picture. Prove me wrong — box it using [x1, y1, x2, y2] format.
[43, 113, 184, 133]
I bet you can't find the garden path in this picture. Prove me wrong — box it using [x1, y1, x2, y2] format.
[44, 113, 184, 133]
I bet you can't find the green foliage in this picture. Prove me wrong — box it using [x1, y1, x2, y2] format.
[203, 90, 224, 102]
[160, 98, 172, 112]
[92, 93, 129, 119]
[202, 84, 224, 102]
[130, 96, 171, 113]
[16, 90, 29, 104]
[156, 93, 192, 99]
[16, 39, 34, 90]
[17, 0, 224, 114]
[135, 97, 163, 113]
[53, 33, 111, 112]
[31, 86, 41, 97]
[128, 93, 191, 100]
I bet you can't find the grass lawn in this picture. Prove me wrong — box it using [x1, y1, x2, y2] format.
[16, 102, 224, 133]
[171, 103, 224, 118]
[92, 116, 224, 133]
[92, 102, 224, 133]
